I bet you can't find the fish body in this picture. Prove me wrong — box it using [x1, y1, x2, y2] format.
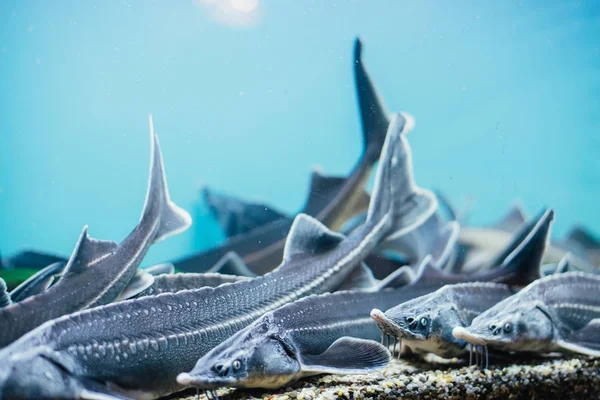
[0, 119, 191, 348]
[178, 282, 438, 390]
[133, 272, 249, 298]
[453, 272, 600, 357]
[0, 113, 433, 399]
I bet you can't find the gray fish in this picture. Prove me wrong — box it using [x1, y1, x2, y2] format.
[1, 249, 67, 270]
[562, 226, 600, 267]
[202, 186, 289, 238]
[177, 288, 424, 390]
[0, 278, 10, 308]
[9, 262, 66, 303]
[370, 208, 553, 356]
[0, 117, 192, 348]
[119, 253, 255, 301]
[0, 113, 433, 399]
[374, 282, 515, 360]
[132, 272, 250, 298]
[453, 272, 600, 357]
[173, 37, 392, 275]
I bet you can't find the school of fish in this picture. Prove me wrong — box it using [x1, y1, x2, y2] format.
[1, 38, 599, 400]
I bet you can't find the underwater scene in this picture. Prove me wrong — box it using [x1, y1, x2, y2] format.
[1, 1, 600, 399]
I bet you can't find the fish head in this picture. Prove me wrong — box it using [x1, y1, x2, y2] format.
[453, 300, 554, 352]
[178, 316, 301, 389]
[374, 291, 467, 358]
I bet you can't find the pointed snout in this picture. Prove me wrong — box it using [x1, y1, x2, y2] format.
[371, 308, 406, 338]
[177, 372, 233, 389]
[452, 326, 487, 345]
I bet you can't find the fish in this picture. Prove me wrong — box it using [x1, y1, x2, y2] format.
[172, 37, 392, 275]
[0, 278, 10, 308]
[132, 272, 250, 298]
[1, 249, 67, 271]
[202, 186, 289, 238]
[0, 116, 192, 348]
[8, 262, 66, 303]
[0, 113, 434, 399]
[177, 288, 420, 390]
[561, 226, 600, 267]
[453, 271, 600, 357]
[370, 208, 554, 355]
[199, 188, 410, 280]
[374, 282, 515, 361]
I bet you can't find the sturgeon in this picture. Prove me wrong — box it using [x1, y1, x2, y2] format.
[0, 113, 435, 399]
[173, 37, 391, 275]
[375, 282, 515, 361]
[453, 272, 600, 357]
[9, 262, 66, 303]
[370, 208, 554, 356]
[0, 118, 191, 348]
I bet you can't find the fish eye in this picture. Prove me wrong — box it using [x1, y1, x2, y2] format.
[420, 317, 428, 327]
[503, 323, 512, 333]
[232, 360, 241, 370]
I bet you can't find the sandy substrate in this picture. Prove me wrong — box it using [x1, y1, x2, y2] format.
[172, 357, 600, 400]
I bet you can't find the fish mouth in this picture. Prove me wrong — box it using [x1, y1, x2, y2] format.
[370, 309, 409, 339]
[452, 327, 487, 346]
[176, 372, 235, 389]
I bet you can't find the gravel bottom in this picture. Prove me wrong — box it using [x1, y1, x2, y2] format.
[172, 356, 600, 400]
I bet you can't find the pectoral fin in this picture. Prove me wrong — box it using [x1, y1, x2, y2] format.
[300, 337, 390, 375]
[115, 269, 155, 301]
[556, 318, 600, 356]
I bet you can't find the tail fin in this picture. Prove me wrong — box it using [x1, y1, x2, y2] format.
[366, 113, 436, 238]
[494, 208, 554, 286]
[9, 261, 66, 303]
[145, 115, 193, 243]
[354, 38, 390, 162]
[0, 278, 11, 308]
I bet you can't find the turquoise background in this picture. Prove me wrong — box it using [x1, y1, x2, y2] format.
[1, 1, 599, 265]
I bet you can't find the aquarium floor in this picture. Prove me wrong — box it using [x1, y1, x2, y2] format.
[172, 356, 600, 400]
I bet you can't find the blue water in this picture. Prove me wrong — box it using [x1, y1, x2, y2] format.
[1, 1, 599, 265]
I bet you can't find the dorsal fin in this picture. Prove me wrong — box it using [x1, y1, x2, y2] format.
[301, 171, 348, 216]
[208, 251, 256, 277]
[413, 255, 446, 285]
[492, 203, 526, 233]
[565, 226, 600, 251]
[377, 265, 415, 290]
[555, 253, 572, 274]
[146, 116, 193, 244]
[62, 226, 118, 276]
[282, 214, 345, 262]
[493, 208, 554, 286]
